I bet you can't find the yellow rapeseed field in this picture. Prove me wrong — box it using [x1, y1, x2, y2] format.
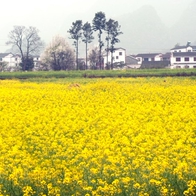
[0, 77, 195, 196]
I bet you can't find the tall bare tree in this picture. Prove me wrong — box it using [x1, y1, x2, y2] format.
[6, 26, 43, 71]
[68, 20, 83, 70]
[82, 22, 94, 70]
[92, 12, 106, 70]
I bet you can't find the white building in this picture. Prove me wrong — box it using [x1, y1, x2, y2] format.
[135, 53, 162, 65]
[170, 52, 196, 69]
[0, 53, 21, 70]
[170, 42, 196, 68]
[32, 55, 41, 70]
[0, 53, 41, 71]
[103, 47, 126, 68]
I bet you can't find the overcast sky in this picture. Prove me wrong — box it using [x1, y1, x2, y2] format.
[0, 0, 193, 52]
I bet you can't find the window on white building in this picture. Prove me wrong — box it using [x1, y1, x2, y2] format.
[116, 56, 119, 59]
[176, 57, 181, 62]
[185, 57, 189, 61]
[194, 57, 196, 61]
[119, 52, 122, 56]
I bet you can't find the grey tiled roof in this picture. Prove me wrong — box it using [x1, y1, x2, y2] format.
[162, 53, 171, 58]
[171, 45, 196, 50]
[136, 53, 161, 58]
[0, 53, 10, 58]
[173, 52, 196, 57]
[170, 46, 188, 50]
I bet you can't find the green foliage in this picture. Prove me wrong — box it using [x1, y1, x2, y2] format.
[105, 19, 123, 69]
[68, 12, 123, 71]
[82, 22, 94, 70]
[20, 57, 34, 71]
[82, 22, 94, 44]
[1, 69, 196, 80]
[161, 172, 188, 195]
[0, 61, 8, 71]
[68, 20, 83, 70]
[92, 12, 106, 33]
[92, 11, 106, 70]
[68, 20, 83, 41]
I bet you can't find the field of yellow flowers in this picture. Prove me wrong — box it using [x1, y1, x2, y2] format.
[0, 77, 195, 196]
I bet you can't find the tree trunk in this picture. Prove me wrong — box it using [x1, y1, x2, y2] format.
[98, 32, 102, 70]
[85, 42, 87, 70]
[106, 32, 109, 70]
[111, 45, 114, 70]
[75, 39, 79, 70]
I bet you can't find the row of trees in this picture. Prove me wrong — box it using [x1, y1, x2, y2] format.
[6, 11, 122, 71]
[68, 11, 122, 70]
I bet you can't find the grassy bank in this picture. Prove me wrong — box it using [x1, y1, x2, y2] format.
[1, 69, 196, 79]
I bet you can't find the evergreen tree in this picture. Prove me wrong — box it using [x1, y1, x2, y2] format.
[68, 20, 83, 70]
[105, 19, 122, 69]
[82, 22, 94, 70]
[92, 12, 106, 70]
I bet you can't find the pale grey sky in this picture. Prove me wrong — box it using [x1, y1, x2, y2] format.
[0, 0, 192, 52]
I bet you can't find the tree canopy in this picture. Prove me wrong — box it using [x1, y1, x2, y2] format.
[67, 11, 123, 70]
[92, 11, 106, 69]
[68, 20, 83, 70]
[40, 35, 75, 71]
[82, 22, 94, 69]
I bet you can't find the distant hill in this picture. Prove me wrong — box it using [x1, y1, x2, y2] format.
[169, 1, 196, 47]
[6, 1, 195, 56]
[45, 1, 196, 56]
[110, 2, 196, 54]
[116, 5, 169, 54]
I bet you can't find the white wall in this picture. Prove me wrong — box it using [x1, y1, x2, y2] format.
[136, 57, 142, 65]
[170, 53, 196, 68]
[154, 55, 162, 61]
[2, 54, 20, 67]
[171, 56, 196, 64]
[136, 54, 162, 64]
[170, 46, 192, 53]
[104, 48, 126, 66]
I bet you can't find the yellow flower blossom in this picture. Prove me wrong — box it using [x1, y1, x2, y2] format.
[0, 77, 195, 195]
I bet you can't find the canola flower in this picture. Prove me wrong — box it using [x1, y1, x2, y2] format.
[0, 77, 195, 196]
